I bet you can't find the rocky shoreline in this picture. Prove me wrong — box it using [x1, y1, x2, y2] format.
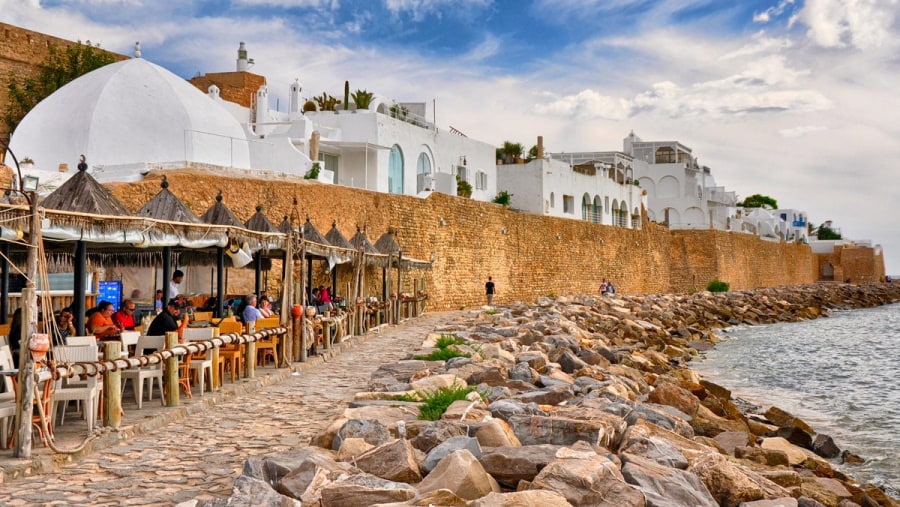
[200, 283, 900, 507]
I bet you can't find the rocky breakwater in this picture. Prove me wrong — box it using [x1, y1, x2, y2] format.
[201, 283, 900, 507]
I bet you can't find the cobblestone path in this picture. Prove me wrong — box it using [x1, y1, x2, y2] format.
[0, 312, 458, 506]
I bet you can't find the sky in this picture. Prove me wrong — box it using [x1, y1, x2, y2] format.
[2, 0, 899, 274]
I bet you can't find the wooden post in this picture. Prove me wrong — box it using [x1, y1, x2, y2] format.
[396, 250, 402, 323]
[299, 243, 307, 362]
[103, 341, 122, 428]
[13, 287, 36, 457]
[164, 331, 180, 407]
[324, 320, 331, 350]
[211, 327, 220, 390]
[245, 321, 256, 378]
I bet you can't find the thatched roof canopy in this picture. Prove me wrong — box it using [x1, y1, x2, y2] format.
[201, 191, 243, 227]
[349, 227, 382, 255]
[374, 230, 401, 254]
[135, 176, 200, 223]
[245, 204, 277, 233]
[302, 217, 330, 246]
[324, 221, 354, 250]
[41, 161, 130, 216]
[278, 216, 295, 235]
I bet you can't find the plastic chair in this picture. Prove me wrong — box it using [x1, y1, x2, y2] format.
[183, 328, 214, 395]
[52, 345, 102, 433]
[120, 336, 165, 409]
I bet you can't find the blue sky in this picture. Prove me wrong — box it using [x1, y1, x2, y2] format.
[2, 0, 899, 273]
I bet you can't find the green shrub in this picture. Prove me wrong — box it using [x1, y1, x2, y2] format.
[392, 392, 420, 402]
[434, 334, 464, 349]
[413, 348, 470, 361]
[417, 384, 477, 421]
[492, 190, 512, 206]
[707, 279, 730, 292]
[305, 162, 321, 180]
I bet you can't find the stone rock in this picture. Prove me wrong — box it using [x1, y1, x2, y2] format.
[648, 381, 699, 418]
[262, 448, 337, 486]
[516, 352, 548, 372]
[756, 469, 803, 489]
[618, 424, 689, 469]
[372, 360, 438, 383]
[507, 411, 626, 448]
[479, 343, 516, 363]
[620, 452, 718, 507]
[472, 365, 511, 386]
[336, 437, 375, 462]
[487, 398, 546, 421]
[275, 452, 356, 503]
[688, 452, 789, 507]
[577, 348, 608, 367]
[812, 434, 841, 459]
[513, 384, 575, 406]
[714, 431, 753, 456]
[354, 439, 422, 483]
[371, 489, 468, 506]
[734, 446, 790, 467]
[530, 447, 645, 506]
[241, 456, 271, 484]
[591, 398, 694, 438]
[739, 499, 798, 507]
[469, 490, 574, 506]
[775, 425, 814, 449]
[423, 436, 482, 474]
[761, 437, 809, 466]
[797, 498, 828, 507]
[478, 445, 562, 488]
[442, 399, 491, 421]
[693, 403, 750, 437]
[509, 362, 539, 384]
[798, 478, 852, 507]
[410, 420, 466, 453]
[416, 449, 501, 501]
[409, 373, 467, 394]
[229, 475, 301, 506]
[445, 362, 487, 384]
[479, 385, 512, 403]
[556, 349, 589, 374]
[474, 418, 521, 447]
[332, 419, 392, 450]
[318, 473, 416, 507]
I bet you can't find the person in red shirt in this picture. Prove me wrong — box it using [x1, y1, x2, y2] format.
[88, 301, 120, 339]
[112, 299, 137, 330]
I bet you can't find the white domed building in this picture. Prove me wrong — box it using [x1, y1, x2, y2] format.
[7, 46, 255, 188]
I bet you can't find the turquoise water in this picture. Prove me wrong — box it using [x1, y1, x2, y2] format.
[692, 303, 899, 495]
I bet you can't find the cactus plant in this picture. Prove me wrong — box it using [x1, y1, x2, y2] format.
[343, 80, 349, 111]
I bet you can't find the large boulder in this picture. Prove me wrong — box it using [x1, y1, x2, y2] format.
[555, 349, 589, 374]
[336, 438, 375, 462]
[474, 418, 521, 447]
[509, 362, 539, 384]
[410, 420, 466, 453]
[811, 434, 841, 459]
[318, 473, 416, 507]
[416, 449, 500, 501]
[797, 478, 852, 507]
[687, 452, 789, 507]
[228, 475, 301, 506]
[507, 411, 626, 448]
[618, 424, 689, 469]
[423, 436, 482, 474]
[620, 452, 718, 507]
[516, 351, 549, 372]
[760, 437, 810, 466]
[713, 431, 753, 456]
[478, 445, 562, 488]
[469, 490, 574, 506]
[530, 446, 645, 506]
[332, 419, 392, 450]
[275, 451, 357, 503]
[513, 384, 576, 406]
[354, 439, 422, 483]
[486, 398, 546, 421]
[733, 446, 790, 467]
[409, 374, 467, 394]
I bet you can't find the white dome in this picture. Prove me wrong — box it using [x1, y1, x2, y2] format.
[8, 57, 251, 177]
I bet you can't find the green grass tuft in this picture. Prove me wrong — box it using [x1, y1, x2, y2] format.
[418, 384, 477, 421]
[413, 348, 471, 361]
[706, 278, 730, 292]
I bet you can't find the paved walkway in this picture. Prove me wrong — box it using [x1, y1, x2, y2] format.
[0, 312, 459, 506]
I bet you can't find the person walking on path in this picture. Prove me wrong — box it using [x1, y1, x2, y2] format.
[485, 276, 496, 306]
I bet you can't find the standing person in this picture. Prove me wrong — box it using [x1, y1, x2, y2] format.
[319, 285, 333, 312]
[147, 299, 188, 342]
[169, 269, 184, 298]
[242, 294, 264, 327]
[112, 299, 137, 330]
[608, 280, 616, 294]
[485, 276, 496, 306]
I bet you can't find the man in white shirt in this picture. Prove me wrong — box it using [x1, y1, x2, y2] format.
[169, 269, 184, 298]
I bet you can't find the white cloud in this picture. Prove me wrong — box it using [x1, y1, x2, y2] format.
[798, 0, 899, 50]
[753, 0, 795, 24]
[383, 0, 491, 21]
[232, 0, 339, 7]
[779, 125, 827, 137]
[535, 89, 632, 120]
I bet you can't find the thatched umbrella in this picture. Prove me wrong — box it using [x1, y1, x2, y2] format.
[200, 192, 244, 317]
[244, 205, 277, 295]
[324, 221, 354, 302]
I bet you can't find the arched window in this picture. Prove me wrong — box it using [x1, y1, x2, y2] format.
[416, 152, 431, 192]
[389, 145, 404, 194]
[550, 192, 555, 208]
[593, 196, 602, 223]
[581, 193, 592, 221]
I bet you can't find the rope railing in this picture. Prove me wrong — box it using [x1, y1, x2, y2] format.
[45, 327, 287, 379]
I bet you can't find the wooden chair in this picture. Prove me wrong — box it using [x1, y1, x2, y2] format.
[218, 343, 243, 383]
[192, 311, 213, 322]
[254, 317, 281, 367]
[218, 320, 243, 336]
[178, 353, 192, 400]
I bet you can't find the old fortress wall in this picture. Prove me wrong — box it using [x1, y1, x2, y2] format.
[109, 171, 819, 311]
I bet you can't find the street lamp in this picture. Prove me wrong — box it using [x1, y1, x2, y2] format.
[22, 175, 39, 192]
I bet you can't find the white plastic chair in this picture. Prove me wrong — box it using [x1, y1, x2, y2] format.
[183, 327, 214, 395]
[66, 336, 97, 347]
[120, 335, 165, 409]
[52, 344, 102, 432]
[0, 346, 16, 446]
[0, 345, 14, 402]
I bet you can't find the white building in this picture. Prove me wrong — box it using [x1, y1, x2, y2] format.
[622, 131, 737, 230]
[7, 43, 497, 202]
[502, 146, 644, 228]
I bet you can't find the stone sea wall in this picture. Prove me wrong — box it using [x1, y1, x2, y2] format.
[108, 171, 819, 310]
[206, 282, 900, 506]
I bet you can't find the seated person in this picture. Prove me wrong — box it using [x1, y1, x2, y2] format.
[88, 301, 121, 339]
[259, 296, 274, 318]
[147, 299, 188, 342]
[112, 299, 138, 330]
[242, 294, 264, 326]
[199, 296, 218, 313]
[55, 308, 76, 341]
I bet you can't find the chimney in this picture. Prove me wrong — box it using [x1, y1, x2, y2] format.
[237, 42, 248, 72]
[537, 136, 544, 160]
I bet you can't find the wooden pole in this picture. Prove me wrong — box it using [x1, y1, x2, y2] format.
[164, 331, 179, 407]
[245, 321, 256, 378]
[216, 247, 225, 318]
[299, 242, 307, 362]
[396, 250, 402, 322]
[1, 242, 9, 324]
[13, 193, 39, 458]
[73, 240, 87, 336]
[103, 341, 122, 428]
[280, 234, 293, 368]
[211, 327, 220, 390]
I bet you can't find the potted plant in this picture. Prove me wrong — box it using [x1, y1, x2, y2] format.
[352, 89, 374, 110]
[20, 156, 34, 168]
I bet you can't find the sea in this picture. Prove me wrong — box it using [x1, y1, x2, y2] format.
[691, 302, 899, 497]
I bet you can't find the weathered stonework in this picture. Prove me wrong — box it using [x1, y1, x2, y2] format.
[188, 71, 266, 108]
